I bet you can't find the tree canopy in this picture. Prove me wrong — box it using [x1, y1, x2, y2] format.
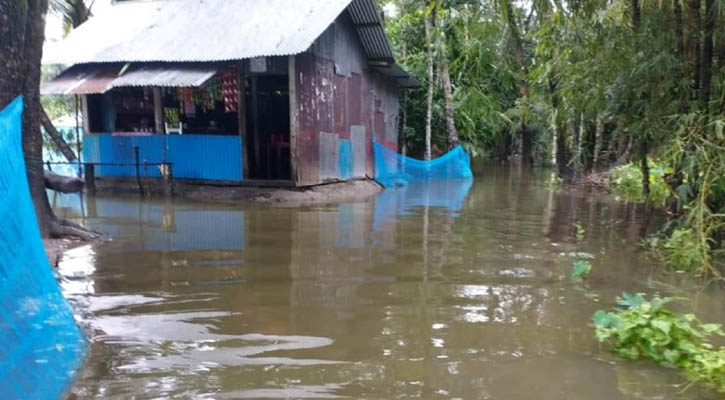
[384, 0, 724, 275]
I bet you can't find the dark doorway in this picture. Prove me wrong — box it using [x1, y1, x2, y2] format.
[246, 75, 291, 180]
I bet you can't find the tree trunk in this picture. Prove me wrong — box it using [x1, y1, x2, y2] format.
[617, 137, 633, 165]
[631, 0, 651, 198]
[631, 0, 641, 28]
[440, 59, 459, 148]
[593, 115, 603, 170]
[549, 78, 569, 178]
[502, 0, 533, 167]
[674, 0, 685, 57]
[400, 92, 408, 156]
[572, 114, 582, 179]
[41, 107, 77, 162]
[687, 0, 702, 92]
[699, 0, 714, 110]
[422, 0, 434, 160]
[432, 8, 458, 149]
[0, 0, 99, 240]
[21, 0, 54, 238]
[400, 41, 408, 156]
[0, 1, 29, 107]
[641, 140, 650, 197]
[520, 124, 533, 166]
[504, 0, 526, 69]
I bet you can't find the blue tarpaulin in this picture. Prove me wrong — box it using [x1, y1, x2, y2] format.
[0, 97, 87, 399]
[373, 142, 473, 188]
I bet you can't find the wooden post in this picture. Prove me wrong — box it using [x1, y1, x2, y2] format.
[133, 146, 144, 196]
[75, 95, 82, 178]
[84, 163, 96, 195]
[288, 55, 298, 185]
[80, 95, 90, 134]
[163, 163, 174, 197]
[237, 62, 248, 179]
[86, 193, 98, 218]
[153, 87, 164, 134]
[251, 75, 260, 178]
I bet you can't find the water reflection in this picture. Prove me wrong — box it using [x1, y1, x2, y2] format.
[55, 168, 723, 399]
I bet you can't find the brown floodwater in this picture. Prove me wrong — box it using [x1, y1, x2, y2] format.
[52, 166, 725, 399]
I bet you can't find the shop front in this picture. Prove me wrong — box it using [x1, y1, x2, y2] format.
[43, 60, 292, 183]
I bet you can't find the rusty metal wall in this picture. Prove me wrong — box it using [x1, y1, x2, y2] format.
[333, 75, 348, 139]
[293, 12, 399, 186]
[333, 12, 367, 77]
[318, 132, 339, 181]
[350, 125, 366, 178]
[366, 69, 399, 151]
[348, 73, 362, 126]
[294, 53, 330, 186]
[362, 68, 374, 177]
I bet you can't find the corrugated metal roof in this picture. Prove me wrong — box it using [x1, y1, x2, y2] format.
[43, 0, 414, 88]
[40, 64, 122, 95]
[112, 63, 218, 88]
[374, 64, 421, 88]
[41, 63, 220, 95]
[44, 0, 398, 64]
[347, 0, 394, 61]
[43, 0, 360, 64]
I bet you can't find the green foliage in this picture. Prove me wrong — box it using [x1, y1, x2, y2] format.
[571, 260, 592, 282]
[594, 293, 725, 394]
[660, 228, 710, 275]
[561, 251, 595, 260]
[385, 0, 518, 159]
[609, 161, 670, 206]
[40, 65, 74, 121]
[386, 0, 725, 276]
[575, 220, 586, 241]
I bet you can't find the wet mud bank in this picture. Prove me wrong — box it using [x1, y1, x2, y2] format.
[43, 238, 87, 267]
[90, 178, 384, 206]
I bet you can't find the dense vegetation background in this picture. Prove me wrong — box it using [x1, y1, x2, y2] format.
[382, 0, 724, 276]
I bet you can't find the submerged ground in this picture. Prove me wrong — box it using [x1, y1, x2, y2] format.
[53, 166, 724, 399]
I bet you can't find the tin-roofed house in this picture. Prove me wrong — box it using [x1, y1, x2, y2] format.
[42, 0, 417, 187]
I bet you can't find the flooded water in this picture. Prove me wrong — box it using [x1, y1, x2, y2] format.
[53, 166, 725, 399]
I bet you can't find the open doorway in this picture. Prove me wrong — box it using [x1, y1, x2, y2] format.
[246, 75, 291, 181]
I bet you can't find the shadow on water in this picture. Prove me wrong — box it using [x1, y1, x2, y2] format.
[53, 167, 724, 399]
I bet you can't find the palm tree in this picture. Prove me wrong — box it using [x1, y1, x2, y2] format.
[49, 0, 95, 33]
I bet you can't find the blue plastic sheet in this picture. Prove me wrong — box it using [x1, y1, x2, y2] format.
[0, 97, 86, 399]
[373, 142, 473, 187]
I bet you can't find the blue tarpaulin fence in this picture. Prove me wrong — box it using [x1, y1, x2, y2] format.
[0, 97, 86, 399]
[83, 134, 244, 181]
[373, 142, 473, 188]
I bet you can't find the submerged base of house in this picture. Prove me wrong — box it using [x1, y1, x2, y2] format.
[91, 177, 383, 206]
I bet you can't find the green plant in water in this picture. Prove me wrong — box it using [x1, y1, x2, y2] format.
[571, 260, 592, 282]
[661, 228, 710, 274]
[575, 221, 586, 241]
[609, 161, 671, 206]
[594, 293, 725, 394]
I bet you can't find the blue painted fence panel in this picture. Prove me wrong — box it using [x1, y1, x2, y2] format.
[168, 135, 243, 181]
[338, 138, 353, 181]
[83, 134, 243, 181]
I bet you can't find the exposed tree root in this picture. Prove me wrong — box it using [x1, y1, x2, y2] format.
[45, 171, 83, 193]
[49, 217, 103, 241]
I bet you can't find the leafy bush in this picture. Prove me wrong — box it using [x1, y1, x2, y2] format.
[661, 228, 710, 274]
[571, 260, 592, 282]
[594, 293, 725, 394]
[609, 161, 670, 206]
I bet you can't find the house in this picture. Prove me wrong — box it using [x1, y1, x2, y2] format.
[42, 0, 417, 187]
